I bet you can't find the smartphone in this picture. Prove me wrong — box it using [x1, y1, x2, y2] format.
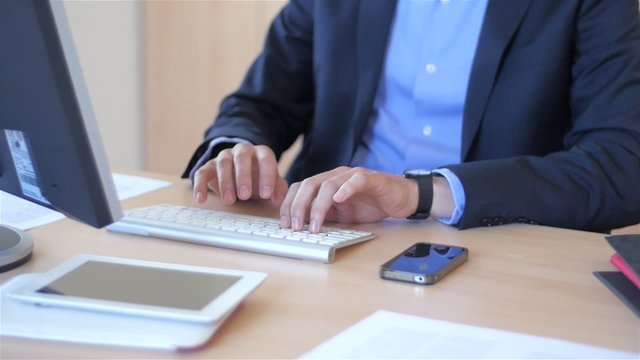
[379, 242, 468, 285]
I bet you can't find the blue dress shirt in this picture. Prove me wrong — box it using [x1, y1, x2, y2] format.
[350, 0, 488, 224]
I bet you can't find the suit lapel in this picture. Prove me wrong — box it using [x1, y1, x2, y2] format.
[351, 0, 397, 154]
[462, 0, 533, 160]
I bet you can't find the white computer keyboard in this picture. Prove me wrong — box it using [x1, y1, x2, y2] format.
[106, 204, 375, 263]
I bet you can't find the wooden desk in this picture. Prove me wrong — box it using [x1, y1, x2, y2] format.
[2, 174, 638, 358]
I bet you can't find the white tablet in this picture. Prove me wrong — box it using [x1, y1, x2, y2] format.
[9, 254, 267, 323]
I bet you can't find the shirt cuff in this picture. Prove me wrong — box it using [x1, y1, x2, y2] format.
[432, 168, 465, 225]
[188, 137, 252, 180]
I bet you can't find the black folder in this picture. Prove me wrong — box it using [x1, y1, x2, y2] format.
[594, 234, 640, 318]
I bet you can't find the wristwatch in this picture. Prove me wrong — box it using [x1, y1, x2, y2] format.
[403, 169, 434, 220]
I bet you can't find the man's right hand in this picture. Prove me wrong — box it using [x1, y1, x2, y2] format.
[192, 143, 288, 205]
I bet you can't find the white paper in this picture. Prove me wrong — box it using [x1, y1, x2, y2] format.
[110, 173, 172, 201]
[301, 310, 637, 359]
[0, 173, 172, 230]
[0, 191, 65, 229]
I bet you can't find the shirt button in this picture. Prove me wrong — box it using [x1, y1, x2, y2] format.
[425, 63, 437, 74]
[441, 0, 450, 3]
[422, 125, 432, 136]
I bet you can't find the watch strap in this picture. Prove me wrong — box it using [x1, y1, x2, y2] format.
[403, 171, 433, 220]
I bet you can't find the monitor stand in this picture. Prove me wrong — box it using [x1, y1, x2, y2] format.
[0, 225, 33, 273]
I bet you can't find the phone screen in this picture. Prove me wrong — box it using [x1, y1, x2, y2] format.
[380, 242, 468, 285]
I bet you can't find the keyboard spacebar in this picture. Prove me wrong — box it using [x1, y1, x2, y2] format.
[107, 216, 337, 263]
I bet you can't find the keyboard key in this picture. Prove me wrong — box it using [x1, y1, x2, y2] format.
[106, 204, 375, 263]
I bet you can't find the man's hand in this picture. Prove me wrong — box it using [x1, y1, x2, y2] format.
[279, 167, 422, 233]
[192, 143, 288, 205]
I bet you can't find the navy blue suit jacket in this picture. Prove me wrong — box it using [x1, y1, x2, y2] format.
[185, 0, 640, 232]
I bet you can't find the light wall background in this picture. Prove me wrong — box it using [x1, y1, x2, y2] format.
[144, 0, 289, 176]
[63, 0, 144, 170]
[63, 0, 289, 176]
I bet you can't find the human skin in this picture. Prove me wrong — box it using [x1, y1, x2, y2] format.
[193, 143, 454, 233]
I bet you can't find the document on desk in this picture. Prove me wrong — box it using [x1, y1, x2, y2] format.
[0, 173, 171, 230]
[301, 310, 637, 359]
[111, 173, 172, 201]
[0, 191, 65, 230]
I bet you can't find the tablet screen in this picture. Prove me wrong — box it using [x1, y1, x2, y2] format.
[36, 260, 241, 310]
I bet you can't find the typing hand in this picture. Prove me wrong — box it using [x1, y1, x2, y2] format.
[279, 166, 420, 233]
[193, 143, 288, 205]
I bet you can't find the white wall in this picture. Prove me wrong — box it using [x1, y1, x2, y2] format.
[62, 0, 144, 171]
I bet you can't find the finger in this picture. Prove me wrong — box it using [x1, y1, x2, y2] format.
[333, 170, 370, 203]
[215, 149, 237, 204]
[334, 171, 415, 219]
[255, 145, 278, 200]
[308, 178, 343, 233]
[288, 177, 325, 230]
[281, 167, 351, 229]
[288, 168, 351, 231]
[192, 161, 217, 203]
[231, 144, 255, 200]
[280, 181, 301, 228]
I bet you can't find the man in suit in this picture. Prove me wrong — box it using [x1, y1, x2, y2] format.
[184, 0, 640, 233]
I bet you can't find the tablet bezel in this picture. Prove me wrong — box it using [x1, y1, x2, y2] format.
[9, 254, 267, 323]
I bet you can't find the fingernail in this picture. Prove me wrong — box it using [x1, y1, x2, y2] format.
[196, 191, 204, 203]
[223, 190, 233, 203]
[291, 217, 301, 230]
[280, 215, 290, 228]
[261, 185, 272, 199]
[309, 219, 319, 233]
[239, 185, 250, 200]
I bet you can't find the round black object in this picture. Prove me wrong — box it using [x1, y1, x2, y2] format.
[0, 225, 34, 273]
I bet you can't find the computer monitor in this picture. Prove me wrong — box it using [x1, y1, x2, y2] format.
[0, 0, 122, 272]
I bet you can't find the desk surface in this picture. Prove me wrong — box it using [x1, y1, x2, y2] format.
[1, 172, 639, 359]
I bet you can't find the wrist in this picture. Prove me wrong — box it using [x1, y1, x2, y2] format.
[431, 175, 454, 219]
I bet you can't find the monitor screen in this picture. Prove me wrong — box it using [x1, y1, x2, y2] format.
[0, 0, 122, 269]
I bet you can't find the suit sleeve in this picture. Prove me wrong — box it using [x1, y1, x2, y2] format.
[449, 0, 640, 232]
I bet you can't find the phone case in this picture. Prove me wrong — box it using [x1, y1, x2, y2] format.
[379, 242, 468, 285]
